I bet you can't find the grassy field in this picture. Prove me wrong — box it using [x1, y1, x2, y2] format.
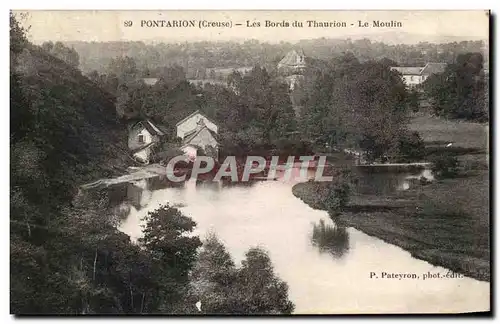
[293, 114, 490, 282]
[409, 113, 489, 149]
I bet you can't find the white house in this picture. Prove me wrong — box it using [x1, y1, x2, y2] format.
[390, 63, 447, 88]
[176, 111, 219, 160]
[176, 110, 218, 139]
[390, 66, 423, 88]
[128, 119, 165, 164]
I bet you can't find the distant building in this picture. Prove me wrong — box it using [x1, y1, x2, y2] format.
[390, 66, 424, 88]
[390, 63, 447, 88]
[277, 49, 309, 90]
[142, 78, 159, 86]
[176, 111, 219, 160]
[420, 63, 448, 78]
[176, 110, 218, 138]
[278, 49, 307, 75]
[205, 66, 253, 79]
[128, 119, 165, 164]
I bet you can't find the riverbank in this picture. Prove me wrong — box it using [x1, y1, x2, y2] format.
[292, 172, 489, 282]
[293, 115, 490, 282]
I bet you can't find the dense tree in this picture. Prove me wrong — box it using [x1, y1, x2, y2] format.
[188, 233, 239, 313]
[137, 205, 202, 313]
[189, 234, 294, 314]
[155, 64, 187, 85]
[301, 55, 411, 162]
[140, 205, 202, 282]
[322, 169, 356, 215]
[431, 153, 460, 179]
[208, 67, 297, 155]
[236, 248, 295, 314]
[395, 131, 426, 162]
[41, 41, 80, 68]
[10, 13, 209, 315]
[423, 52, 488, 122]
[106, 56, 138, 82]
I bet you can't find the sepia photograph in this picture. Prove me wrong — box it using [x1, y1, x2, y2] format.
[9, 9, 490, 315]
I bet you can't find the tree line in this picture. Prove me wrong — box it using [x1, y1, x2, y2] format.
[66, 38, 486, 78]
[422, 52, 489, 122]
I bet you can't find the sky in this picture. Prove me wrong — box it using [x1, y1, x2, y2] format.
[16, 10, 490, 44]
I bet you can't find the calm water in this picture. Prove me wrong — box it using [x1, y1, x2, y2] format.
[119, 169, 489, 314]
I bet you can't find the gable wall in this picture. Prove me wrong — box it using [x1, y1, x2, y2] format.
[177, 113, 218, 138]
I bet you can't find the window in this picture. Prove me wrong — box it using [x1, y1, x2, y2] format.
[138, 134, 144, 143]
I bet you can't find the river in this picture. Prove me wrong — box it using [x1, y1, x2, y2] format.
[118, 168, 490, 314]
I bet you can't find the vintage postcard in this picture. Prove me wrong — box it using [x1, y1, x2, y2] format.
[10, 10, 490, 315]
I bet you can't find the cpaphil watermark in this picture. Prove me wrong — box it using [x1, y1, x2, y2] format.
[165, 155, 334, 183]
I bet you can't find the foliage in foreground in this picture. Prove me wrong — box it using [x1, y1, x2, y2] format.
[188, 234, 295, 314]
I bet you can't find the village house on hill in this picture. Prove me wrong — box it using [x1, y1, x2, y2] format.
[276, 49, 328, 91]
[390, 62, 447, 89]
[128, 119, 166, 164]
[176, 110, 219, 160]
[278, 49, 307, 75]
[277, 49, 308, 91]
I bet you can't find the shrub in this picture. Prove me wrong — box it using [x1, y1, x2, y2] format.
[324, 180, 351, 213]
[396, 131, 426, 162]
[431, 153, 459, 179]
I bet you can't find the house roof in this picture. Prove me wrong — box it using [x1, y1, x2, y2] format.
[175, 110, 217, 127]
[132, 119, 165, 136]
[391, 63, 447, 76]
[143, 78, 159, 86]
[183, 128, 198, 139]
[278, 49, 307, 67]
[182, 125, 219, 146]
[390, 66, 422, 75]
[420, 63, 447, 75]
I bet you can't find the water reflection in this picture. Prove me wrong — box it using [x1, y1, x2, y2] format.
[125, 180, 149, 210]
[147, 175, 185, 191]
[311, 219, 349, 259]
[118, 175, 489, 314]
[354, 167, 434, 195]
[220, 179, 259, 188]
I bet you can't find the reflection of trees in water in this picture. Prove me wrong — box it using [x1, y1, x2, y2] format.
[311, 219, 350, 258]
[147, 176, 186, 191]
[196, 179, 221, 191]
[220, 180, 258, 188]
[126, 183, 151, 211]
